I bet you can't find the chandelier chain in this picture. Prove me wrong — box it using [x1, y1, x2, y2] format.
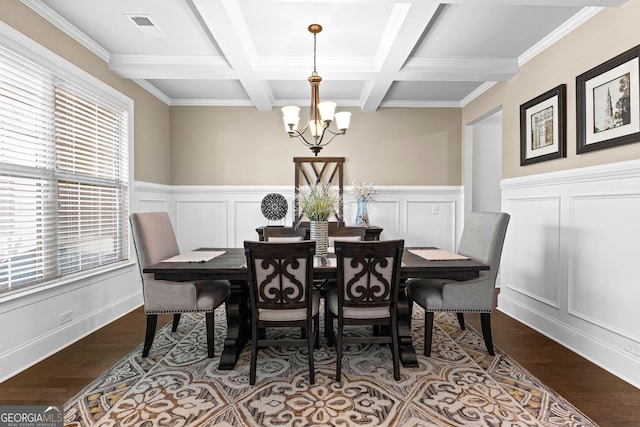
[313, 32, 317, 76]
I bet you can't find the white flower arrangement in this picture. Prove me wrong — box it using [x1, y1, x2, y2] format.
[351, 179, 376, 202]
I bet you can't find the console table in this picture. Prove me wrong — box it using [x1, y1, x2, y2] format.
[256, 225, 383, 241]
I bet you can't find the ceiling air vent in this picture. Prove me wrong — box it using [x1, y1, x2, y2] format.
[125, 14, 165, 37]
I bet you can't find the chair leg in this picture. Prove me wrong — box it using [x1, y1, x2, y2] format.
[172, 313, 181, 332]
[456, 312, 465, 330]
[250, 321, 259, 385]
[308, 317, 316, 384]
[314, 313, 320, 349]
[480, 313, 495, 355]
[391, 319, 400, 381]
[336, 320, 343, 382]
[324, 299, 330, 339]
[206, 311, 215, 358]
[326, 310, 335, 347]
[142, 314, 158, 357]
[424, 312, 434, 357]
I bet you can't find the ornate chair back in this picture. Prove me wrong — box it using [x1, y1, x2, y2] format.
[244, 240, 319, 384]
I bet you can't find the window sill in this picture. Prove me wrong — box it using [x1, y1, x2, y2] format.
[0, 260, 138, 304]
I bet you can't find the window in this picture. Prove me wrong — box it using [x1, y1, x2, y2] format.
[0, 43, 129, 294]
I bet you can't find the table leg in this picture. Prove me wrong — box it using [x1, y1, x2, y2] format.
[397, 288, 418, 367]
[218, 279, 250, 370]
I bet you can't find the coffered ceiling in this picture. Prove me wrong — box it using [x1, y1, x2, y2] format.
[24, 0, 628, 111]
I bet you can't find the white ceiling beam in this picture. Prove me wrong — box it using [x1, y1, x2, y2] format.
[190, 0, 274, 110]
[401, 57, 519, 81]
[360, 1, 440, 112]
[108, 54, 519, 83]
[109, 55, 234, 79]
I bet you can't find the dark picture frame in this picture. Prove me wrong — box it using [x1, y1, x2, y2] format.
[576, 44, 640, 154]
[520, 84, 567, 166]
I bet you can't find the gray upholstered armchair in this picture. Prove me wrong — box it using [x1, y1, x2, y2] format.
[407, 211, 510, 356]
[130, 212, 230, 358]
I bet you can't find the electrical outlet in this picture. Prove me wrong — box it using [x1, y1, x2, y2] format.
[623, 338, 640, 357]
[431, 205, 439, 215]
[60, 310, 73, 325]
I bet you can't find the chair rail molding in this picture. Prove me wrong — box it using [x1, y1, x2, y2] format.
[499, 159, 640, 389]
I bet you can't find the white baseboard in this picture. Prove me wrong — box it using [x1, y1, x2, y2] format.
[498, 293, 640, 389]
[0, 264, 142, 382]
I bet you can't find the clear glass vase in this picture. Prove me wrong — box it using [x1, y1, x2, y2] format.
[354, 200, 370, 227]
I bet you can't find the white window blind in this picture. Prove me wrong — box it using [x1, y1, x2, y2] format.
[0, 45, 129, 293]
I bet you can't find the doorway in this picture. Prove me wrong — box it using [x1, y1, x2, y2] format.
[464, 108, 503, 219]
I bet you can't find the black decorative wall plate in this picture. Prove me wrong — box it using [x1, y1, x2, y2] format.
[261, 193, 288, 220]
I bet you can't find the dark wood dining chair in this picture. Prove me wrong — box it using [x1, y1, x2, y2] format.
[263, 226, 307, 242]
[327, 226, 366, 247]
[244, 240, 320, 385]
[321, 226, 367, 334]
[325, 239, 405, 381]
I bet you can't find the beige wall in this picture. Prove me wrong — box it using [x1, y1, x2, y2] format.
[463, 0, 640, 179]
[1, 0, 172, 184]
[170, 106, 462, 185]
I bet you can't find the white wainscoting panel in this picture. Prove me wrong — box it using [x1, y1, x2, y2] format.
[503, 196, 560, 308]
[406, 200, 456, 250]
[234, 201, 268, 246]
[500, 159, 640, 388]
[359, 200, 399, 240]
[133, 183, 465, 250]
[170, 186, 297, 249]
[175, 200, 229, 251]
[133, 181, 171, 216]
[569, 193, 640, 343]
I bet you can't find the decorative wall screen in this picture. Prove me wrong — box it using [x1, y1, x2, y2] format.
[293, 157, 344, 225]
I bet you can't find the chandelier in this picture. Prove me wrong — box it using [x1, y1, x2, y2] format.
[282, 24, 351, 156]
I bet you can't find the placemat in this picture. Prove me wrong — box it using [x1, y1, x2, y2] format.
[409, 249, 470, 260]
[161, 250, 225, 263]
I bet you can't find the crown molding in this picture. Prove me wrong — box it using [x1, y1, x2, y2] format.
[20, 0, 110, 62]
[132, 79, 171, 105]
[460, 81, 499, 107]
[380, 100, 462, 108]
[519, 7, 603, 66]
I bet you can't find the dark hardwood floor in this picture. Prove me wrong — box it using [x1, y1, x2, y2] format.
[1, 306, 639, 426]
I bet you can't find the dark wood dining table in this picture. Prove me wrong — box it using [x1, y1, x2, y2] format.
[144, 247, 489, 370]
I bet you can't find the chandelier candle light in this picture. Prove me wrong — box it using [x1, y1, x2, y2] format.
[282, 24, 351, 156]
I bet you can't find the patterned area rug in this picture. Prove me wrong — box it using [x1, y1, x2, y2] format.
[64, 306, 596, 426]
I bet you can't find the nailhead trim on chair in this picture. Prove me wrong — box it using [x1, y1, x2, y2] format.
[146, 309, 215, 314]
[424, 309, 491, 313]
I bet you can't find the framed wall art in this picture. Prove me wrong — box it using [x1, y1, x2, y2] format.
[576, 44, 640, 154]
[520, 84, 567, 166]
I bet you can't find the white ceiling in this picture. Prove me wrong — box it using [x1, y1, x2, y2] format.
[24, 0, 628, 111]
